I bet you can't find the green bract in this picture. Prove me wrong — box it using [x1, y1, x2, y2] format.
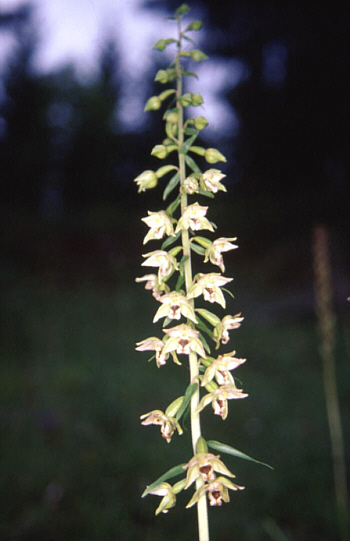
[134, 5, 266, 540]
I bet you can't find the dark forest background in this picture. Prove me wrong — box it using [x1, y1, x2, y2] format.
[0, 1, 349, 540]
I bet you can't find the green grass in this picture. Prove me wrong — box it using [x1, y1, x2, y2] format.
[1, 268, 349, 541]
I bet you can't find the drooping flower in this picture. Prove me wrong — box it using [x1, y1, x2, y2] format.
[162, 324, 206, 357]
[188, 273, 233, 308]
[142, 250, 179, 281]
[134, 170, 158, 192]
[140, 410, 183, 443]
[200, 169, 227, 193]
[213, 313, 244, 348]
[186, 476, 245, 508]
[147, 482, 177, 515]
[175, 202, 214, 233]
[153, 292, 198, 323]
[201, 352, 246, 387]
[204, 237, 238, 272]
[183, 452, 235, 488]
[135, 337, 168, 368]
[142, 211, 175, 244]
[197, 384, 248, 420]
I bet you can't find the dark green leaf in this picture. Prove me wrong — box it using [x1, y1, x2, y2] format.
[190, 243, 206, 256]
[161, 230, 181, 250]
[175, 273, 185, 291]
[182, 69, 198, 78]
[163, 172, 180, 200]
[195, 317, 214, 339]
[207, 440, 273, 470]
[175, 383, 198, 421]
[181, 132, 199, 154]
[185, 20, 202, 31]
[184, 154, 201, 173]
[176, 4, 190, 16]
[222, 287, 235, 300]
[179, 254, 189, 276]
[196, 308, 220, 326]
[142, 464, 187, 497]
[166, 193, 181, 215]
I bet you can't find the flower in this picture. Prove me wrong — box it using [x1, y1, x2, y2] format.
[175, 202, 214, 233]
[134, 170, 158, 192]
[186, 476, 245, 508]
[188, 273, 233, 308]
[183, 452, 235, 488]
[135, 273, 170, 300]
[140, 410, 183, 443]
[204, 237, 238, 272]
[142, 211, 175, 244]
[147, 482, 177, 515]
[135, 337, 168, 368]
[183, 175, 199, 194]
[213, 313, 244, 348]
[201, 352, 246, 387]
[201, 169, 227, 193]
[142, 250, 179, 281]
[162, 324, 206, 357]
[197, 384, 248, 420]
[153, 292, 198, 323]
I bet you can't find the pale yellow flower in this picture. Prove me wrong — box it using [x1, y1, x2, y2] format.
[201, 169, 227, 193]
[135, 336, 168, 367]
[197, 384, 248, 420]
[147, 482, 176, 515]
[188, 273, 233, 308]
[153, 292, 197, 323]
[213, 313, 244, 348]
[142, 250, 178, 281]
[183, 175, 199, 194]
[175, 202, 214, 233]
[186, 476, 244, 508]
[140, 410, 183, 443]
[142, 211, 175, 244]
[183, 452, 235, 488]
[201, 352, 246, 387]
[162, 324, 206, 357]
[204, 237, 238, 272]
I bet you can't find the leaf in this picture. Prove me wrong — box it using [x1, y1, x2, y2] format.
[176, 3, 190, 16]
[195, 316, 214, 339]
[184, 154, 201, 173]
[199, 331, 211, 353]
[161, 231, 181, 250]
[207, 440, 274, 470]
[175, 273, 185, 291]
[166, 194, 181, 215]
[185, 20, 202, 31]
[196, 308, 221, 326]
[179, 254, 189, 276]
[181, 132, 199, 154]
[190, 242, 206, 256]
[182, 69, 198, 79]
[142, 463, 187, 498]
[156, 165, 178, 178]
[169, 245, 182, 257]
[175, 383, 198, 421]
[191, 236, 212, 248]
[163, 172, 180, 200]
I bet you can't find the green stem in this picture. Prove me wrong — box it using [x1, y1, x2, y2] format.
[176, 17, 209, 541]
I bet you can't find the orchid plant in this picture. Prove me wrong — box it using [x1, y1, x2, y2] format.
[134, 5, 269, 540]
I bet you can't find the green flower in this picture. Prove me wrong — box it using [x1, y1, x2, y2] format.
[147, 482, 177, 514]
[134, 170, 158, 192]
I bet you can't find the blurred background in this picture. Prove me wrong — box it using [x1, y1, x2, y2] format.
[0, 1, 349, 540]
